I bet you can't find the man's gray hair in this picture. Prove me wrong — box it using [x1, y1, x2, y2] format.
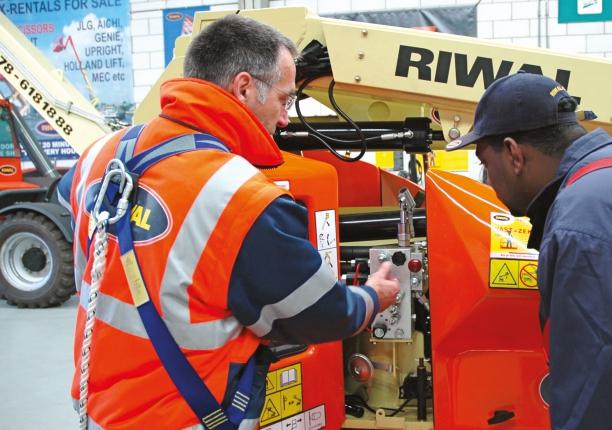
[183, 14, 298, 101]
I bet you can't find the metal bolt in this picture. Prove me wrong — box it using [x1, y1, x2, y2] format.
[448, 127, 461, 140]
[361, 29, 368, 37]
[354, 75, 362, 83]
[357, 51, 365, 59]
[378, 253, 387, 262]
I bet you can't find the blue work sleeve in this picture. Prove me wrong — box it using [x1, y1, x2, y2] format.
[228, 195, 379, 344]
[539, 229, 612, 430]
[57, 163, 76, 217]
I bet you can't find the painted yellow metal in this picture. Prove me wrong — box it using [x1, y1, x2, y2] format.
[134, 6, 612, 148]
[0, 12, 109, 154]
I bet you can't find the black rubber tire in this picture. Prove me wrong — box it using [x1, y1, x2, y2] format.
[0, 211, 75, 308]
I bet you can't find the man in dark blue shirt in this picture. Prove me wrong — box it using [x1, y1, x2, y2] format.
[447, 72, 612, 430]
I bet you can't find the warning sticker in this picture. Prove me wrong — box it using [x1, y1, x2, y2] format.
[490, 212, 538, 260]
[266, 375, 276, 394]
[261, 364, 303, 426]
[490, 259, 518, 287]
[318, 248, 338, 280]
[519, 261, 538, 289]
[490, 258, 539, 289]
[260, 392, 282, 425]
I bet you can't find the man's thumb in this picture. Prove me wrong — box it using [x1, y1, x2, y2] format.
[376, 261, 393, 279]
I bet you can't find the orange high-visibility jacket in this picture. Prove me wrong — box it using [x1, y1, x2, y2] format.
[68, 79, 289, 429]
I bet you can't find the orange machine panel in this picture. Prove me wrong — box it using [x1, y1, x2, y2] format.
[304, 150, 423, 207]
[260, 151, 344, 430]
[426, 169, 549, 430]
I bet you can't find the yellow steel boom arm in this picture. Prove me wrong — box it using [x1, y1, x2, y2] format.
[135, 6, 611, 148]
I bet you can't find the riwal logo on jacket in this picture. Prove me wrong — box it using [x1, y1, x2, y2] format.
[84, 180, 171, 244]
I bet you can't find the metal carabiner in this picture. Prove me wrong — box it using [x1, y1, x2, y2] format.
[91, 159, 134, 226]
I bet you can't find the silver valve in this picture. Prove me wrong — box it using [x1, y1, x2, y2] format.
[398, 188, 416, 247]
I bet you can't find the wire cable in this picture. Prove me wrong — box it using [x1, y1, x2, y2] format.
[294, 75, 371, 162]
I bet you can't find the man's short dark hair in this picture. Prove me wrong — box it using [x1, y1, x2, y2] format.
[484, 96, 587, 156]
[183, 14, 298, 98]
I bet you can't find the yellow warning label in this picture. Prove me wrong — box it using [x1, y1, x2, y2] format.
[265, 375, 276, 394]
[281, 385, 303, 419]
[259, 392, 281, 425]
[490, 259, 538, 289]
[261, 363, 303, 425]
[490, 213, 538, 258]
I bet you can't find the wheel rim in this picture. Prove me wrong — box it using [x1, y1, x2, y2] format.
[0, 232, 52, 291]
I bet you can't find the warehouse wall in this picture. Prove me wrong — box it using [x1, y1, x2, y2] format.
[130, 0, 612, 103]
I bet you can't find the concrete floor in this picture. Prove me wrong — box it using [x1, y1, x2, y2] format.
[0, 295, 79, 430]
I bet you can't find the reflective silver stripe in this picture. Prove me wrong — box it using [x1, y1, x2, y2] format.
[83, 416, 104, 430]
[114, 127, 141, 160]
[348, 285, 376, 335]
[80, 281, 147, 338]
[131, 134, 197, 171]
[248, 261, 337, 337]
[238, 418, 259, 430]
[79, 282, 243, 350]
[74, 249, 86, 294]
[76, 132, 117, 209]
[161, 156, 259, 323]
[73, 131, 120, 291]
[57, 187, 71, 214]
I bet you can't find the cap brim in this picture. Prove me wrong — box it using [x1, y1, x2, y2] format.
[445, 131, 484, 151]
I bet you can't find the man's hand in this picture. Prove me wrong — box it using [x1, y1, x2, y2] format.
[366, 262, 400, 311]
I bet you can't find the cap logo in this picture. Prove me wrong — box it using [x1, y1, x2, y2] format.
[446, 139, 463, 150]
[549, 85, 565, 97]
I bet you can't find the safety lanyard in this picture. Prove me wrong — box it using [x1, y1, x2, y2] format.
[542, 156, 612, 361]
[102, 125, 256, 429]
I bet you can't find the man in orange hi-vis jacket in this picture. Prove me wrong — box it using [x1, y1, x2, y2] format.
[58, 14, 400, 430]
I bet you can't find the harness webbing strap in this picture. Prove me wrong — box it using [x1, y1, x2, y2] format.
[564, 157, 612, 187]
[102, 126, 255, 429]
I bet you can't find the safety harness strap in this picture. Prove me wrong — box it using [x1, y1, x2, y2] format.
[104, 125, 256, 429]
[542, 156, 612, 361]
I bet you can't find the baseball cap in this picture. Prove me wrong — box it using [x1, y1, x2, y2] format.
[445, 72, 578, 151]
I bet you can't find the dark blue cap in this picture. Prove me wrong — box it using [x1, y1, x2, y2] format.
[446, 72, 577, 151]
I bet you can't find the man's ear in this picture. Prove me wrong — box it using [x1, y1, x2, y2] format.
[503, 137, 525, 175]
[228, 72, 253, 103]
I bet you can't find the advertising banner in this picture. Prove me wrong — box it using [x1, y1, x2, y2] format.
[0, 0, 133, 164]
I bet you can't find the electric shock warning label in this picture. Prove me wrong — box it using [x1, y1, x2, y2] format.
[489, 213, 538, 290]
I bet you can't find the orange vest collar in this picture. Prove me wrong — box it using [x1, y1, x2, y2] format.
[159, 78, 284, 168]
